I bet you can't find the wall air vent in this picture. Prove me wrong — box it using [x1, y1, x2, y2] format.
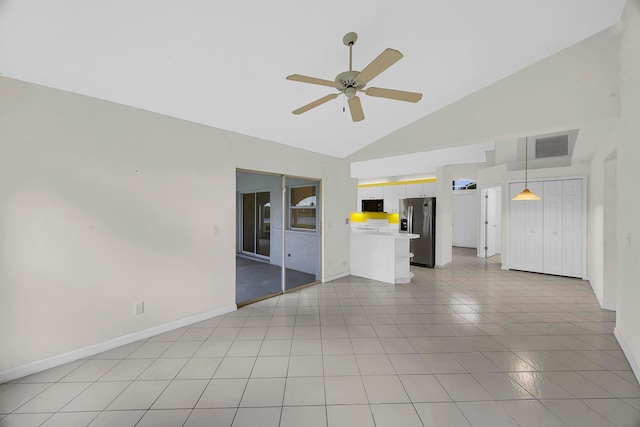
[535, 135, 569, 159]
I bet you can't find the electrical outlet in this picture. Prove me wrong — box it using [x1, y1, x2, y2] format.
[134, 301, 144, 315]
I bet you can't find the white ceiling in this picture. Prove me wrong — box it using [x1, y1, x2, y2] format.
[0, 0, 625, 158]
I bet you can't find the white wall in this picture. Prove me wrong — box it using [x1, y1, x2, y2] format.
[586, 124, 618, 309]
[603, 156, 617, 308]
[615, 0, 640, 382]
[285, 231, 319, 276]
[0, 77, 355, 376]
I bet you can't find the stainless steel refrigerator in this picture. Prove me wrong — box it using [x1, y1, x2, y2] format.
[399, 197, 436, 268]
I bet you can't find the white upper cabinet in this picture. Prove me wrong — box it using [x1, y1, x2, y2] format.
[405, 182, 436, 198]
[383, 186, 396, 213]
[357, 181, 434, 212]
[383, 185, 407, 213]
[361, 186, 384, 199]
[405, 183, 422, 198]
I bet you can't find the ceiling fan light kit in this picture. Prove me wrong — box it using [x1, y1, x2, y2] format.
[287, 32, 423, 122]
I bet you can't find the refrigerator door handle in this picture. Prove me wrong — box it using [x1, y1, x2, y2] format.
[408, 205, 413, 233]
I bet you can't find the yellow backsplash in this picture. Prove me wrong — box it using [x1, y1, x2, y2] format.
[350, 212, 399, 224]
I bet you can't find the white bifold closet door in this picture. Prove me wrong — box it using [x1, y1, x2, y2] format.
[508, 184, 526, 271]
[543, 181, 564, 275]
[509, 178, 584, 278]
[524, 181, 544, 273]
[562, 179, 583, 277]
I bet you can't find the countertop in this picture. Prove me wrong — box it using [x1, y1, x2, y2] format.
[351, 231, 420, 239]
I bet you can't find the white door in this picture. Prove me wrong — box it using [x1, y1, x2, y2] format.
[524, 181, 544, 273]
[509, 183, 527, 270]
[543, 181, 563, 275]
[485, 188, 497, 257]
[563, 179, 583, 277]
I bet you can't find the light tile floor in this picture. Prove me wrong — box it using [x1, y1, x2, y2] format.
[2, 248, 640, 426]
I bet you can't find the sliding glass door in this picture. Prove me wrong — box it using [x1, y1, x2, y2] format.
[241, 191, 270, 258]
[236, 171, 320, 306]
[284, 177, 320, 291]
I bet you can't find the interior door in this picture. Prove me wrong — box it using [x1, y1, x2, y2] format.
[494, 188, 502, 254]
[486, 188, 497, 257]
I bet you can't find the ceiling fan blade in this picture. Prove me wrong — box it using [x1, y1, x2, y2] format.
[292, 94, 338, 115]
[356, 48, 403, 83]
[365, 87, 423, 103]
[286, 74, 338, 88]
[348, 96, 365, 122]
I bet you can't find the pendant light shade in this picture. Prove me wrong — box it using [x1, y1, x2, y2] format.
[512, 187, 541, 201]
[513, 136, 541, 201]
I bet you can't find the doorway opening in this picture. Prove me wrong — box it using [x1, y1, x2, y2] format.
[236, 170, 321, 306]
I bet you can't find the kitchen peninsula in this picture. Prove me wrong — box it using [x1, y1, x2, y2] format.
[349, 213, 419, 284]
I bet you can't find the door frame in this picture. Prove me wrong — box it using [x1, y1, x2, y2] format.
[236, 169, 323, 306]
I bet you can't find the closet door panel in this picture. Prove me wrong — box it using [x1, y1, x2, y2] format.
[509, 183, 527, 271]
[524, 181, 544, 273]
[563, 179, 583, 278]
[543, 181, 563, 275]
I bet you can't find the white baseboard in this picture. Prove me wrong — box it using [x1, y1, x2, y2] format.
[435, 261, 451, 269]
[614, 327, 640, 385]
[0, 304, 236, 384]
[587, 279, 616, 311]
[323, 271, 350, 283]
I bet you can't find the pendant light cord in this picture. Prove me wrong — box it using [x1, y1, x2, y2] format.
[525, 136, 528, 187]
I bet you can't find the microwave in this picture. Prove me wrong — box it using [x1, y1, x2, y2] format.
[362, 199, 384, 212]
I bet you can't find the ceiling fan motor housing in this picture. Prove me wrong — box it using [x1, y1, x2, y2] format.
[335, 70, 365, 95]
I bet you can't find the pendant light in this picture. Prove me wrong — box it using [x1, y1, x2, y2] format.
[512, 136, 541, 201]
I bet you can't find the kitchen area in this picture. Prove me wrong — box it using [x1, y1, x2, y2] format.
[350, 179, 438, 285]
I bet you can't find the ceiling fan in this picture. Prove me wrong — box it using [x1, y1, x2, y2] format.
[286, 32, 422, 122]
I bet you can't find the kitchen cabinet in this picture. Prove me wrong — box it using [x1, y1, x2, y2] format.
[384, 185, 406, 213]
[406, 182, 436, 198]
[350, 231, 419, 284]
[357, 181, 434, 212]
[508, 178, 584, 278]
[361, 186, 384, 200]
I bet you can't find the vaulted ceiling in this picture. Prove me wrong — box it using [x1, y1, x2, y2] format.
[0, 0, 625, 158]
